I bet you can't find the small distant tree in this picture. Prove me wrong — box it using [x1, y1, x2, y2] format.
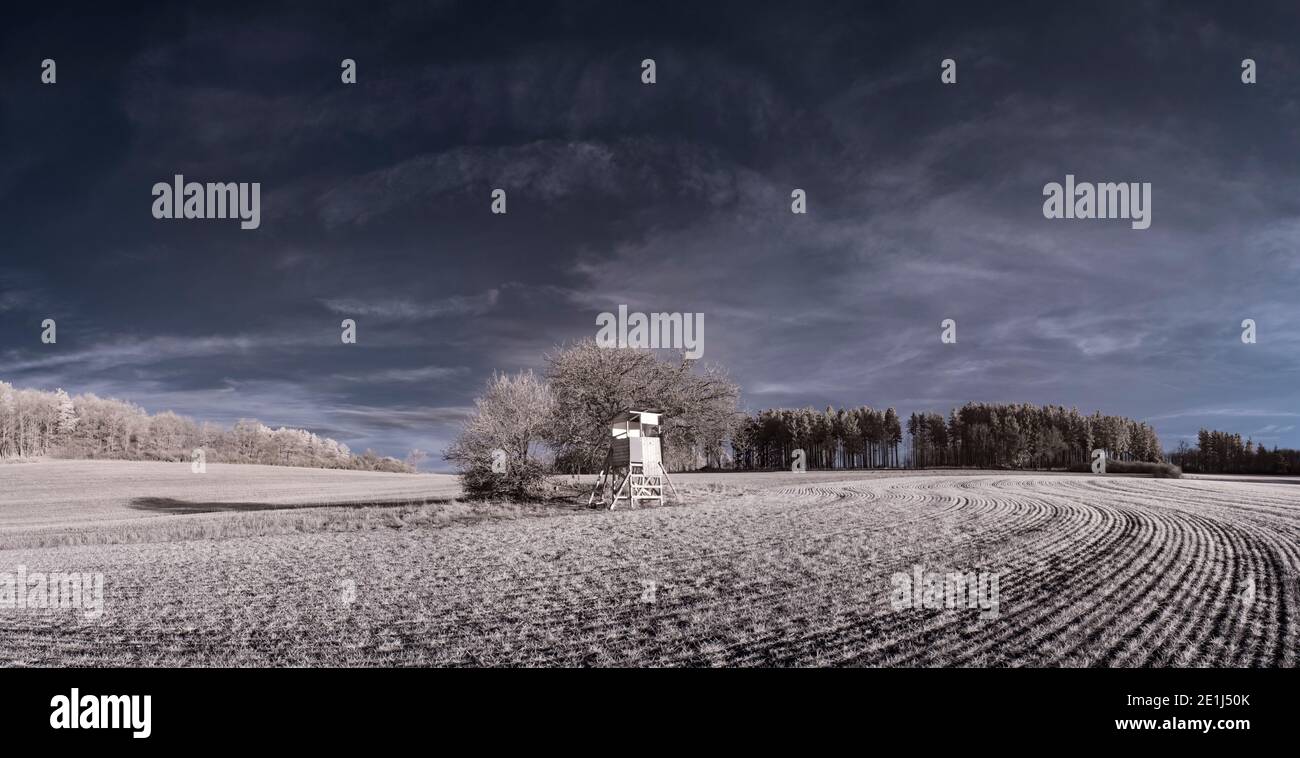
[404, 449, 430, 470]
[446, 371, 555, 500]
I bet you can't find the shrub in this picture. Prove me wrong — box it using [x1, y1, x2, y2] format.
[445, 371, 554, 501]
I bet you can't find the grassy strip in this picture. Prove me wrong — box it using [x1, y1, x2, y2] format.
[0, 498, 571, 551]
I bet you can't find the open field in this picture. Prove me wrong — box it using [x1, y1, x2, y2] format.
[0, 460, 464, 549]
[1, 461, 1297, 666]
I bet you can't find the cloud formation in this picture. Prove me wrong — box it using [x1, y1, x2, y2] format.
[1, 1, 1297, 467]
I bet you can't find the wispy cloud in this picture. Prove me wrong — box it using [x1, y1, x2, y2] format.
[320, 290, 500, 321]
[0, 333, 313, 374]
[1147, 408, 1300, 421]
[333, 365, 469, 383]
[1252, 424, 1296, 435]
[331, 404, 475, 430]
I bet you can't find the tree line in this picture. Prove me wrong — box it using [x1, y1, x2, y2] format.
[1169, 429, 1300, 475]
[906, 403, 1163, 469]
[0, 380, 411, 472]
[733, 402, 1163, 470]
[732, 406, 902, 470]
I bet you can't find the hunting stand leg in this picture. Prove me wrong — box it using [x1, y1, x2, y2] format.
[609, 471, 631, 510]
[660, 467, 681, 500]
[586, 449, 617, 508]
[586, 469, 608, 507]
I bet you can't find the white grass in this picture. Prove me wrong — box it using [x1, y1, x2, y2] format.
[1, 462, 1297, 667]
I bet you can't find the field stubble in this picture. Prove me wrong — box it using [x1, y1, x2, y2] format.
[1, 461, 1297, 667]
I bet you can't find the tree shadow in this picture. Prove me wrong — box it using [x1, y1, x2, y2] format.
[128, 496, 456, 514]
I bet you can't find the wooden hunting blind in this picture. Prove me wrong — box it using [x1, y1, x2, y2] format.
[588, 410, 679, 509]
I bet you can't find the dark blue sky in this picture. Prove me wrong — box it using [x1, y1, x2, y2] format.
[2, 1, 1298, 467]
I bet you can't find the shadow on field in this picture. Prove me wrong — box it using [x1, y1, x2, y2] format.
[1189, 476, 1300, 486]
[129, 496, 457, 514]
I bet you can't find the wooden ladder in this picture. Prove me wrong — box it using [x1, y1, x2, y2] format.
[612, 463, 663, 509]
